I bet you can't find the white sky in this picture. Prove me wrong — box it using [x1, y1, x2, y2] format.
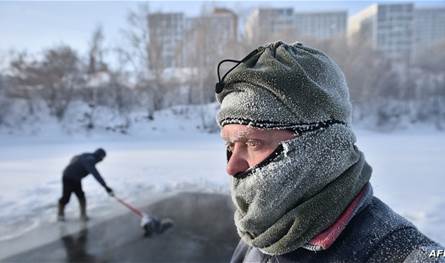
[0, 0, 444, 56]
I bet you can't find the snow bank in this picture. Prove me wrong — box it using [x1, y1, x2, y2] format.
[0, 102, 220, 137]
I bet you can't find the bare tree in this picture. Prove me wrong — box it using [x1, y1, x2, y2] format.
[83, 25, 110, 129]
[9, 46, 84, 120]
[7, 52, 39, 115]
[0, 73, 10, 126]
[119, 4, 151, 76]
[87, 25, 108, 75]
[119, 3, 167, 117]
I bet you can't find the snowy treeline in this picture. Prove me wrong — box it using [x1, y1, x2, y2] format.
[0, 5, 444, 135]
[318, 37, 445, 130]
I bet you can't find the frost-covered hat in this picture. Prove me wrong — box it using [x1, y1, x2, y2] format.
[216, 41, 352, 132]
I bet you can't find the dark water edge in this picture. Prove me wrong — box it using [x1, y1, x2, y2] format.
[3, 192, 238, 263]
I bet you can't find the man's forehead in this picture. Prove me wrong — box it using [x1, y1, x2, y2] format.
[220, 125, 270, 141]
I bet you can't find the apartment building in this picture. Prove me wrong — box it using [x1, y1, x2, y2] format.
[148, 12, 186, 68]
[245, 8, 295, 42]
[245, 7, 347, 43]
[212, 8, 238, 42]
[414, 7, 445, 56]
[348, 3, 415, 62]
[148, 9, 238, 69]
[294, 11, 347, 40]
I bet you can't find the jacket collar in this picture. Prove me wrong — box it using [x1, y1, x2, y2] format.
[303, 183, 373, 251]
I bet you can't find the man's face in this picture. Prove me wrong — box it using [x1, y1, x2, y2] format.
[220, 124, 295, 176]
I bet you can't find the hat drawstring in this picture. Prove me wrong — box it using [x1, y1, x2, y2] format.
[215, 47, 265, 94]
[216, 59, 241, 94]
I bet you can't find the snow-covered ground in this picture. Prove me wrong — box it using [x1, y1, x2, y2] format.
[0, 107, 444, 256]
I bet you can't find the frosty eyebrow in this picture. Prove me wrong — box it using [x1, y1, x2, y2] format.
[222, 134, 274, 148]
[221, 134, 250, 143]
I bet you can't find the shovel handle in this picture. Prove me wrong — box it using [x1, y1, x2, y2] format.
[113, 196, 143, 218]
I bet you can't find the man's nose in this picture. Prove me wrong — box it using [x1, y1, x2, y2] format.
[226, 147, 249, 176]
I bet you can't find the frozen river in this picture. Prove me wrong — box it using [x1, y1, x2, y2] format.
[0, 128, 444, 259]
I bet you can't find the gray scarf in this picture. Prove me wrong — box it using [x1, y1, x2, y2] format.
[231, 124, 372, 255]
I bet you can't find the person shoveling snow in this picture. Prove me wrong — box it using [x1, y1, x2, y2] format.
[57, 148, 114, 222]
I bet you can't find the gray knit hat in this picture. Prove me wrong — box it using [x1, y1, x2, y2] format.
[216, 41, 352, 132]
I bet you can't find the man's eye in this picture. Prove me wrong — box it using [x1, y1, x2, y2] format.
[225, 142, 234, 152]
[246, 140, 261, 149]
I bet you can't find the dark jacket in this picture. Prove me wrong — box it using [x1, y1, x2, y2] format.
[231, 197, 444, 263]
[62, 153, 107, 188]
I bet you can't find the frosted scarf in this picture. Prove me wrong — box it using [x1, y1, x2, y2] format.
[231, 124, 372, 255]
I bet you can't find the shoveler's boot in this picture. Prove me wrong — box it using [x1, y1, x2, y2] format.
[57, 201, 65, 222]
[79, 198, 89, 222]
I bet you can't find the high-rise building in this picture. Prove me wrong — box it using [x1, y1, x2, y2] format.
[148, 12, 185, 69]
[181, 8, 238, 68]
[294, 11, 347, 40]
[348, 3, 415, 62]
[414, 7, 445, 56]
[212, 8, 238, 42]
[245, 8, 295, 43]
[245, 8, 347, 43]
[148, 9, 238, 70]
[187, 8, 238, 44]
